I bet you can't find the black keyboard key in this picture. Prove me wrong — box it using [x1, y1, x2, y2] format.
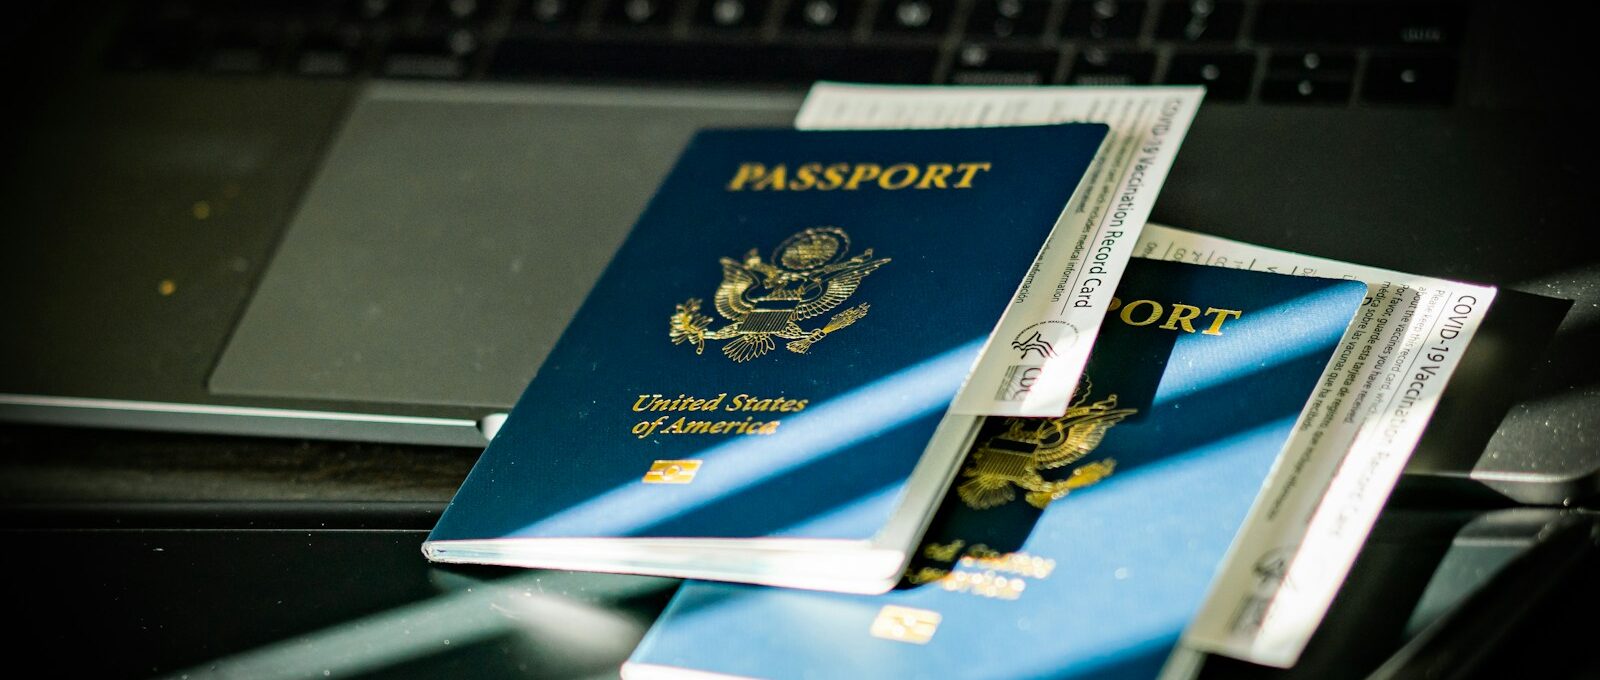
[1260, 77, 1350, 103]
[207, 23, 284, 74]
[1362, 53, 1456, 105]
[1069, 49, 1153, 84]
[1061, 0, 1145, 40]
[1157, 0, 1244, 42]
[107, 21, 203, 71]
[1261, 51, 1355, 103]
[1164, 52, 1255, 100]
[346, 0, 399, 22]
[106, 1, 203, 70]
[772, 44, 938, 82]
[382, 54, 468, 78]
[489, 39, 937, 83]
[1370, 3, 1465, 46]
[782, 0, 862, 33]
[127, 0, 200, 24]
[122, 0, 199, 27]
[515, 0, 580, 27]
[1252, 1, 1361, 45]
[382, 28, 480, 78]
[873, 0, 954, 37]
[296, 51, 354, 77]
[693, 0, 769, 31]
[214, 0, 309, 21]
[296, 25, 365, 76]
[427, 0, 488, 23]
[602, 0, 675, 28]
[947, 44, 1060, 84]
[965, 0, 1051, 40]
[1268, 50, 1354, 78]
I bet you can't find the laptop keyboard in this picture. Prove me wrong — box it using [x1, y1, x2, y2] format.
[106, 0, 1468, 106]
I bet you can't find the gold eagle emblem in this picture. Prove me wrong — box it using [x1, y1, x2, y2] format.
[669, 226, 890, 362]
[957, 380, 1135, 509]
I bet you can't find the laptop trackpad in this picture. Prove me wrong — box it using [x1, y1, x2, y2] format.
[209, 83, 799, 408]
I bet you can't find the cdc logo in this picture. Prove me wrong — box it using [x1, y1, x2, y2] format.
[996, 364, 1043, 402]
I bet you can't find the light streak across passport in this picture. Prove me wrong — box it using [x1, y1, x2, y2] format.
[796, 83, 1205, 417]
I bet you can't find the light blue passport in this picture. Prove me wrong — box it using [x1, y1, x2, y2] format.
[424, 124, 1111, 593]
[624, 259, 1367, 680]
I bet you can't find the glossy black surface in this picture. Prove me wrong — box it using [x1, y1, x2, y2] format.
[6, 522, 678, 679]
[7, 493, 1593, 679]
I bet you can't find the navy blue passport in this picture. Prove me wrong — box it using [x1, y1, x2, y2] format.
[623, 260, 1367, 680]
[424, 124, 1111, 593]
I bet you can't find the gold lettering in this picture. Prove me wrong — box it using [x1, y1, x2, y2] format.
[751, 165, 786, 191]
[916, 163, 954, 189]
[789, 162, 821, 191]
[731, 162, 989, 190]
[963, 543, 1000, 560]
[1160, 303, 1203, 333]
[922, 539, 965, 562]
[1109, 298, 1241, 336]
[1202, 308, 1243, 336]
[817, 163, 848, 190]
[728, 394, 796, 411]
[906, 567, 950, 585]
[878, 163, 919, 190]
[726, 163, 766, 191]
[843, 163, 882, 190]
[1120, 299, 1163, 326]
[952, 162, 992, 188]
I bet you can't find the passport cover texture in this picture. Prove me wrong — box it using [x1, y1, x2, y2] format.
[624, 259, 1368, 679]
[425, 124, 1110, 583]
